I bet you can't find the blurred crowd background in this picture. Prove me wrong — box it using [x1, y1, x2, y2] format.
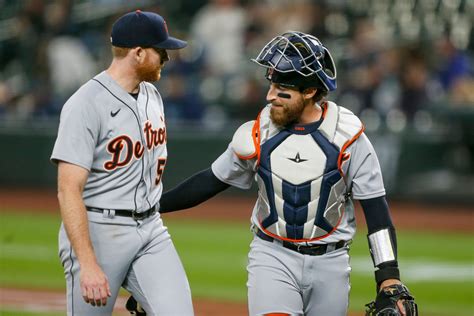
[1, 0, 472, 127]
[0, 0, 473, 201]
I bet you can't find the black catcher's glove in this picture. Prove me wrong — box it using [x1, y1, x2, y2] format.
[126, 296, 146, 315]
[365, 284, 418, 316]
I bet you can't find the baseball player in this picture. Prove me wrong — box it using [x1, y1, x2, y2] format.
[127, 31, 417, 315]
[51, 11, 194, 315]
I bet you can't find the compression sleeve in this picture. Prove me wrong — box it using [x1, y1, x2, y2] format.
[359, 196, 394, 234]
[159, 168, 230, 213]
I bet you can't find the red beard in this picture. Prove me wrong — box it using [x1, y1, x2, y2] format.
[136, 59, 161, 82]
[270, 101, 305, 127]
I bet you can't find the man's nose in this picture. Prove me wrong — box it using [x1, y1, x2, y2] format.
[266, 85, 277, 102]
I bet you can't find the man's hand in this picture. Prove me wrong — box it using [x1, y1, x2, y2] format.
[80, 261, 112, 306]
[380, 279, 406, 315]
[365, 281, 418, 316]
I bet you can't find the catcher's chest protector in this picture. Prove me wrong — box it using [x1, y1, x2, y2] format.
[254, 101, 364, 242]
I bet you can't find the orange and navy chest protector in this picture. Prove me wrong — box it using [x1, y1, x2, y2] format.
[230, 101, 365, 243]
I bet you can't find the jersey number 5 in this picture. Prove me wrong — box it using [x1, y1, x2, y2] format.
[155, 158, 167, 185]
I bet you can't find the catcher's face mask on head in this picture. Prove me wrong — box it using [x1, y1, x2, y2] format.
[253, 31, 337, 92]
[265, 68, 314, 91]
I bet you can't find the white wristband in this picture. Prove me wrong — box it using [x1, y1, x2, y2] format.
[368, 228, 395, 266]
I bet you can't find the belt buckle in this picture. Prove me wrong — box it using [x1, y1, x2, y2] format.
[132, 211, 145, 221]
[305, 244, 322, 255]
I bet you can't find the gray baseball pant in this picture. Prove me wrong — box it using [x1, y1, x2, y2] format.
[247, 236, 351, 316]
[59, 211, 194, 316]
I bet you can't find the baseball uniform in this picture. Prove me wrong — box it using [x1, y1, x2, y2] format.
[51, 71, 193, 315]
[211, 101, 385, 315]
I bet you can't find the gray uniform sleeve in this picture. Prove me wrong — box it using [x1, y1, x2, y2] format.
[345, 133, 386, 200]
[211, 145, 256, 190]
[51, 97, 99, 171]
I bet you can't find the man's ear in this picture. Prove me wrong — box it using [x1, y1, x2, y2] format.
[133, 47, 145, 63]
[302, 87, 317, 100]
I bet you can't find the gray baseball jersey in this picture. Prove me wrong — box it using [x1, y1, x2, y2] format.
[212, 101, 385, 315]
[51, 71, 166, 212]
[51, 71, 193, 315]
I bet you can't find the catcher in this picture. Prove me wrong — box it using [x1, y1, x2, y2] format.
[127, 31, 417, 315]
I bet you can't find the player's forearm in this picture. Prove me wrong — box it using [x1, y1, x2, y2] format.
[160, 167, 230, 212]
[58, 187, 97, 266]
[360, 196, 400, 287]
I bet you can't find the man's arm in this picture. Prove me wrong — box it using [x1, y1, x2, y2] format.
[360, 196, 409, 315]
[160, 168, 230, 213]
[360, 196, 400, 286]
[57, 161, 111, 306]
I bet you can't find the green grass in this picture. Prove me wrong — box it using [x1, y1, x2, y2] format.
[0, 212, 64, 289]
[1, 211, 473, 315]
[166, 219, 251, 301]
[349, 230, 474, 316]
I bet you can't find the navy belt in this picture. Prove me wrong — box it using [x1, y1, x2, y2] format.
[87, 206, 157, 220]
[256, 229, 347, 256]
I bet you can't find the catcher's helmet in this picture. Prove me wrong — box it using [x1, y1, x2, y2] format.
[252, 31, 337, 91]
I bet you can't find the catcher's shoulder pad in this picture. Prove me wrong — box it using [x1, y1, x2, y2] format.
[231, 120, 258, 160]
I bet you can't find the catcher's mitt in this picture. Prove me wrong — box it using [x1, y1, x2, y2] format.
[126, 296, 146, 316]
[365, 284, 418, 316]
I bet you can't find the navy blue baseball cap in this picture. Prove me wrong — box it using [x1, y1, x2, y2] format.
[111, 10, 187, 50]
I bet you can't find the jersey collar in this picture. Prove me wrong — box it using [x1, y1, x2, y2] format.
[286, 116, 324, 134]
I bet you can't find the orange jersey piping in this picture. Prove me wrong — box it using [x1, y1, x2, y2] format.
[337, 123, 365, 176]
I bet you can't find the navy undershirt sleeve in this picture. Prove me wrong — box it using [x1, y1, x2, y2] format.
[359, 196, 394, 233]
[360, 195, 398, 259]
[359, 196, 400, 284]
[159, 168, 230, 212]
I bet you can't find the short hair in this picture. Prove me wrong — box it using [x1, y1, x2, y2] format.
[111, 46, 131, 59]
[314, 89, 328, 102]
[299, 87, 327, 103]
